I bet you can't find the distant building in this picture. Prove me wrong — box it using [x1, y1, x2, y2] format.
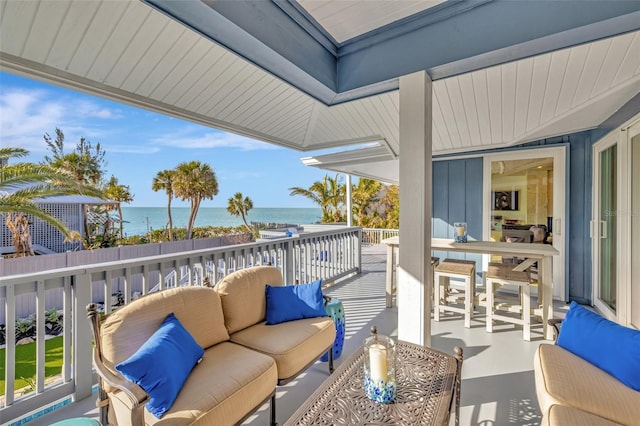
[1, 194, 115, 255]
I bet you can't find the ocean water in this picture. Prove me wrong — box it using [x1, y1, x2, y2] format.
[121, 207, 322, 236]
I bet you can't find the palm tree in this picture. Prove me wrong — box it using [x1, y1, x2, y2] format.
[352, 178, 382, 226]
[43, 128, 107, 240]
[172, 161, 219, 239]
[289, 174, 345, 223]
[43, 128, 106, 185]
[227, 192, 254, 232]
[152, 169, 176, 241]
[103, 175, 134, 238]
[327, 174, 346, 222]
[1, 147, 102, 256]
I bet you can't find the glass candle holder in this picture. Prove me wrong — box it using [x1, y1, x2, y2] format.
[363, 326, 396, 404]
[454, 222, 468, 243]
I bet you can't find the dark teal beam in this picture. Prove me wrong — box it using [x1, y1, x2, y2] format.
[145, 0, 640, 105]
[339, 0, 640, 91]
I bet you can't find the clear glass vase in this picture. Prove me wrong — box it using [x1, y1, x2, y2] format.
[363, 326, 396, 404]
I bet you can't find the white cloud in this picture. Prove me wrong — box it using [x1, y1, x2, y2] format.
[0, 86, 123, 153]
[151, 128, 281, 151]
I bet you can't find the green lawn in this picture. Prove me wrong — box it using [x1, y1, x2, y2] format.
[0, 336, 64, 396]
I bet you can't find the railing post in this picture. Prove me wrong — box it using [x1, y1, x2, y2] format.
[284, 240, 295, 284]
[73, 273, 93, 402]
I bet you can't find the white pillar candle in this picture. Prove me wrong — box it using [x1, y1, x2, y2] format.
[456, 226, 466, 236]
[369, 343, 388, 381]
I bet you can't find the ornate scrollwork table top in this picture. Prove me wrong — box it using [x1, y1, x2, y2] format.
[285, 340, 459, 426]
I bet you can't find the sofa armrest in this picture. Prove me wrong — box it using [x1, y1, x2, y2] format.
[87, 304, 148, 426]
[547, 318, 563, 341]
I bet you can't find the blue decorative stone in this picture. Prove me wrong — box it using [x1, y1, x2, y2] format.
[364, 373, 396, 404]
[321, 297, 345, 362]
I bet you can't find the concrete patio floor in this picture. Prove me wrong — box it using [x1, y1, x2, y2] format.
[24, 244, 568, 426]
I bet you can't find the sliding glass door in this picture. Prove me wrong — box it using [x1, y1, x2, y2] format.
[595, 143, 618, 313]
[593, 117, 639, 324]
[483, 147, 566, 299]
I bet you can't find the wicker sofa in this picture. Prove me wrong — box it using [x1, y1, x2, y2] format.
[87, 266, 336, 425]
[534, 306, 640, 426]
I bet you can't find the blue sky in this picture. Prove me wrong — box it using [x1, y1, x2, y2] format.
[0, 71, 334, 208]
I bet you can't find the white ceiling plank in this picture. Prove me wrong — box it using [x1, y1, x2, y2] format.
[298, 0, 445, 43]
[486, 67, 503, 144]
[445, 77, 472, 147]
[322, 105, 359, 139]
[46, 0, 101, 71]
[105, 11, 168, 88]
[540, 49, 569, 124]
[66, 1, 129, 77]
[613, 32, 640, 85]
[197, 61, 255, 114]
[308, 112, 340, 143]
[513, 58, 534, 139]
[432, 101, 448, 152]
[120, 23, 188, 93]
[471, 71, 492, 145]
[0, 0, 39, 56]
[554, 43, 589, 117]
[433, 83, 458, 150]
[572, 39, 610, 107]
[185, 52, 241, 112]
[85, 2, 148, 83]
[244, 86, 301, 130]
[260, 94, 313, 135]
[218, 73, 273, 122]
[136, 29, 201, 97]
[592, 32, 636, 97]
[22, 1, 69, 64]
[207, 66, 276, 117]
[526, 54, 552, 133]
[234, 79, 288, 126]
[365, 96, 399, 151]
[458, 73, 482, 147]
[148, 37, 212, 101]
[501, 61, 517, 142]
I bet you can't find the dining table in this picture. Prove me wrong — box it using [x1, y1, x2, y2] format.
[382, 236, 560, 340]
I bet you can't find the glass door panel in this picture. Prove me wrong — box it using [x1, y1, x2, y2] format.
[598, 146, 617, 311]
[631, 132, 640, 327]
[484, 147, 566, 299]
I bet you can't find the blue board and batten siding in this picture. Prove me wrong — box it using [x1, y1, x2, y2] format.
[432, 130, 596, 304]
[431, 158, 484, 278]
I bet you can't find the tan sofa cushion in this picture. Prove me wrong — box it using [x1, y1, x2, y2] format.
[101, 287, 229, 378]
[230, 316, 335, 380]
[542, 405, 622, 426]
[215, 266, 283, 333]
[145, 342, 276, 425]
[534, 344, 640, 425]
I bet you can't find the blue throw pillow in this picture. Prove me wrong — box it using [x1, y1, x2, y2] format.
[265, 279, 327, 325]
[115, 313, 204, 418]
[557, 301, 640, 391]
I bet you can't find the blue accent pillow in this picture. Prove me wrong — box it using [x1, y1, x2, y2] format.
[265, 279, 327, 325]
[115, 313, 204, 418]
[557, 301, 640, 391]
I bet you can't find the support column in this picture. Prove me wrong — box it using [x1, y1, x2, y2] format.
[346, 174, 353, 227]
[397, 71, 433, 346]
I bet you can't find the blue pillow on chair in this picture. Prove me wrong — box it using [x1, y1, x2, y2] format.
[116, 313, 204, 418]
[557, 301, 640, 391]
[265, 279, 327, 325]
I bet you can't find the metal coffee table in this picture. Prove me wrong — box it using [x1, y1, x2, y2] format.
[285, 340, 463, 426]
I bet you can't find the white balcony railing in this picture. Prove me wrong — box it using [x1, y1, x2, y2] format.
[361, 228, 399, 245]
[0, 227, 362, 424]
